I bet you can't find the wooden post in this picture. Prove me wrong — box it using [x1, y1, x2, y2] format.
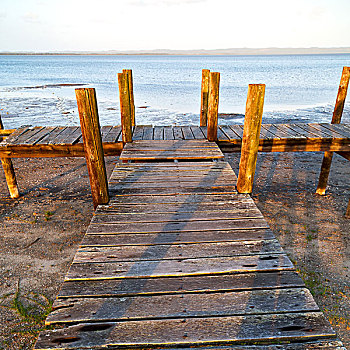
[207, 72, 220, 141]
[237, 84, 266, 194]
[118, 72, 133, 143]
[75, 88, 109, 210]
[0, 115, 20, 198]
[200, 69, 210, 126]
[123, 69, 135, 127]
[346, 198, 350, 218]
[316, 66, 350, 195]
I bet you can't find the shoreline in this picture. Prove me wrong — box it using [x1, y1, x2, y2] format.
[0, 153, 349, 349]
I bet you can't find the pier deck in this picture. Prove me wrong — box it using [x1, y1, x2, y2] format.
[34, 139, 343, 349]
[1, 122, 350, 158]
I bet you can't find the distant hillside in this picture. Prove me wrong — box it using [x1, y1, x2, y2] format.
[2, 47, 350, 55]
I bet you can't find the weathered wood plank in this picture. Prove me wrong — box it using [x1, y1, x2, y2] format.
[142, 126, 154, 140]
[51, 127, 80, 145]
[61, 126, 82, 145]
[102, 126, 121, 143]
[182, 126, 195, 140]
[82, 228, 275, 247]
[13, 126, 46, 144]
[66, 253, 293, 280]
[229, 124, 244, 138]
[21, 127, 54, 145]
[58, 270, 304, 298]
[173, 126, 184, 139]
[190, 126, 206, 139]
[163, 126, 174, 140]
[107, 193, 246, 204]
[153, 126, 164, 140]
[35, 312, 335, 349]
[219, 125, 240, 140]
[47, 288, 317, 325]
[132, 125, 144, 140]
[92, 208, 263, 223]
[73, 240, 282, 263]
[35, 126, 66, 145]
[87, 217, 268, 234]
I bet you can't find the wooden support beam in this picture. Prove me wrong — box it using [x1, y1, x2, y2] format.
[237, 84, 266, 194]
[75, 88, 109, 210]
[123, 69, 135, 127]
[346, 198, 350, 218]
[316, 67, 350, 195]
[0, 115, 20, 198]
[207, 72, 220, 141]
[200, 69, 210, 127]
[118, 72, 133, 143]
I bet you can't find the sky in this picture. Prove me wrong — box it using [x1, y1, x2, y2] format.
[1, 0, 350, 52]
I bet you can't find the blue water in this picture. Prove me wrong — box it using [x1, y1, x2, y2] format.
[0, 54, 349, 128]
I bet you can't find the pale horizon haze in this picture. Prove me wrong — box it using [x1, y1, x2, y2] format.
[1, 0, 350, 52]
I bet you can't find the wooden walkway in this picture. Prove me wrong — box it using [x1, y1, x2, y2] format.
[1, 123, 350, 158]
[34, 140, 343, 349]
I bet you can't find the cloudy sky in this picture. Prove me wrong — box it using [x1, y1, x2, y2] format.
[1, 0, 349, 52]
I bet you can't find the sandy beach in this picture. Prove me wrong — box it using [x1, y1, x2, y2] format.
[0, 152, 349, 349]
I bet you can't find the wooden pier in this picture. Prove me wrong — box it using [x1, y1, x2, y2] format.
[34, 141, 342, 349]
[0, 68, 349, 348]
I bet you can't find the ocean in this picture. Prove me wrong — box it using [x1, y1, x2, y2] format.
[0, 54, 349, 128]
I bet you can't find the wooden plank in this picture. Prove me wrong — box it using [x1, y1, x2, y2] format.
[173, 126, 184, 139]
[290, 124, 331, 139]
[153, 126, 164, 140]
[66, 253, 293, 280]
[0, 143, 123, 158]
[217, 127, 229, 141]
[82, 228, 276, 247]
[87, 217, 268, 234]
[107, 193, 246, 204]
[219, 125, 240, 140]
[12, 126, 45, 144]
[21, 127, 54, 145]
[51, 127, 80, 145]
[73, 240, 282, 264]
[261, 124, 293, 139]
[96, 199, 256, 214]
[308, 123, 344, 138]
[190, 126, 205, 139]
[142, 126, 154, 140]
[35, 312, 335, 349]
[61, 126, 82, 145]
[319, 123, 350, 138]
[47, 288, 318, 325]
[163, 126, 174, 140]
[2, 127, 32, 144]
[275, 124, 307, 139]
[229, 124, 244, 138]
[132, 125, 144, 140]
[91, 210, 263, 224]
[103, 126, 121, 143]
[35, 126, 66, 145]
[58, 270, 305, 298]
[182, 126, 195, 140]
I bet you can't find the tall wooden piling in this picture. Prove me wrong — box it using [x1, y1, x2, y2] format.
[200, 69, 210, 126]
[75, 88, 109, 209]
[118, 72, 133, 143]
[316, 66, 350, 195]
[207, 72, 220, 141]
[123, 69, 135, 127]
[0, 116, 20, 199]
[237, 84, 265, 194]
[346, 198, 350, 218]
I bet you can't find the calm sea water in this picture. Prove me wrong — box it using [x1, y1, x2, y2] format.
[0, 54, 349, 128]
